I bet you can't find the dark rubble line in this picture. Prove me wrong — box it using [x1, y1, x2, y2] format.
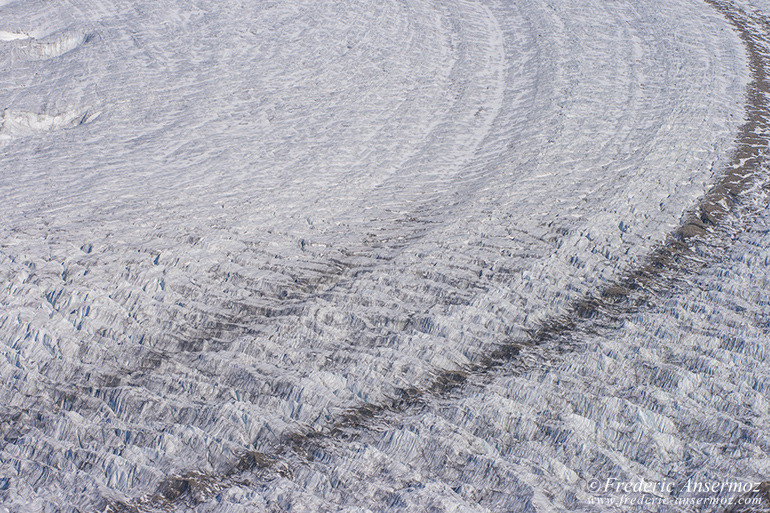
[109, 0, 770, 510]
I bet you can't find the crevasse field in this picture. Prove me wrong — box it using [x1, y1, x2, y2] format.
[1, 0, 770, 511]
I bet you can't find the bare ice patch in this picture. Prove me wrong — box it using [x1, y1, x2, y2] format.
[0, 26, 94, 58]
[0, 30, 31, 42]
[0, 108, 99, 140]
[25, 30, 94, 59]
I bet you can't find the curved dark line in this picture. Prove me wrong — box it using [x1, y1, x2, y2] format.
[108, 0, 770, 510]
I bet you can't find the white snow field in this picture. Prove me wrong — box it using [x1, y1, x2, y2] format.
[0, 0, 768, 510]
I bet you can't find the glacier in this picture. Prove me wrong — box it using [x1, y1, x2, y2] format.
[0, 0, 769, 511]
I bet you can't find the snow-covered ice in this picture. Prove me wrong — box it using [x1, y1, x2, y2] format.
[0, 0, 768, 511]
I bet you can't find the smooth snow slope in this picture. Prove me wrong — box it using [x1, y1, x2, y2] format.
[0, 0, 758, 510]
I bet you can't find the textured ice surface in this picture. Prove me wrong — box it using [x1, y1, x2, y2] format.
[237, 187, 770, 512]
[0, 0, 766, 511]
